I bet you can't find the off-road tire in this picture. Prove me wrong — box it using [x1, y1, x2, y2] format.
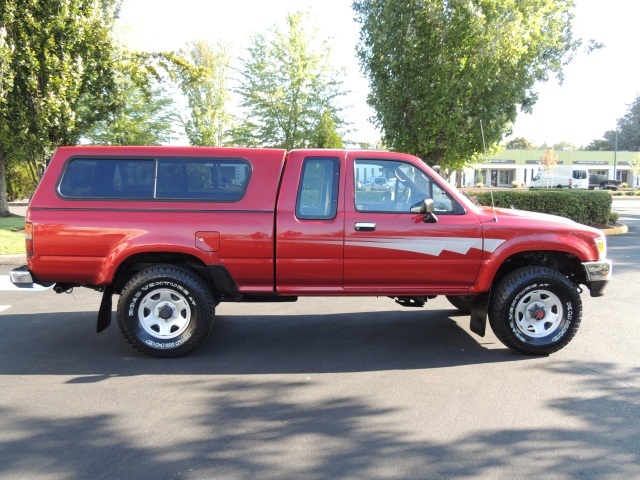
[117, 265, 215, 358]
[488, 267, 581, 355]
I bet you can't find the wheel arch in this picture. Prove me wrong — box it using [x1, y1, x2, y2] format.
[110, 252, 233, 296]
[492, 250, 585, 289]
[473, 240, 590, 295]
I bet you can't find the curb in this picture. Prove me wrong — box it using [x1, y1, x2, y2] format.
[601, 223, 628, 235]
[0, 254, 27, 265]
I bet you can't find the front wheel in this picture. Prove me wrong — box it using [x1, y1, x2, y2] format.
[488, 267, 581, 355]
[117, 265, 215, 357]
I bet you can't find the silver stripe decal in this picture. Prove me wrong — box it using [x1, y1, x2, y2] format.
[282, 236, 507, 257]
[346, 236, 506, 257]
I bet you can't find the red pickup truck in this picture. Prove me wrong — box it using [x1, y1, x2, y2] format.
[10, 146, 611, 357]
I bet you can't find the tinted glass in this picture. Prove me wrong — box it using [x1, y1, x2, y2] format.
[59, 157, 250, 201]
[296, 157, 340, 220]
[157, 159, 250, 201]
[59, 159, 155, 198]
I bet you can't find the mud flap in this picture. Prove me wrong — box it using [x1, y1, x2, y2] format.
[96, 285, 113, 333]
[469, 292, 490, 337]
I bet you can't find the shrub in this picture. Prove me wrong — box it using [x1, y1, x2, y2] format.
[476, 182, 484, 188]
[609, 212, 619, 224]
[469, 189, 612, 226]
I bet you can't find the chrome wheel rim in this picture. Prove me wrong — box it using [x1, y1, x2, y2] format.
[138, 288, 191, 339]
[514, 289, 563, 338]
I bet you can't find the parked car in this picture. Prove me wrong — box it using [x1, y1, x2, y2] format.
[370, 176, 391, 191]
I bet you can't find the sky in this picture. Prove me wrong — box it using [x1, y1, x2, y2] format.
[118, 0, 640, 149]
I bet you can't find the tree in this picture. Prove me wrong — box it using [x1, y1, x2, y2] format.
[506, 137, 537, 150]
[585, 133, 615, 151]
[353, 0, 581, 170]
[177, 40, 231, 146]
[0, 0, 121, 215]
[83, 77, 180, 146]
[0, 22, 15, 213]
[540, 148, 559, 187]
[586, 95, 640, 152]
[552, 141, 577, 151]
[233, 11, 347, 149]
[313, 110, 344, 148]
[629, 153, 640, 187]
[617, 95, 640, 151]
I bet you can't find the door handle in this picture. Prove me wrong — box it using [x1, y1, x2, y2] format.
[355, 222, 376, 232]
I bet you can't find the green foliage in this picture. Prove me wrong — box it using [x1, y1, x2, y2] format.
[5, 159, 35, 201]
[471, 190, 612, 226]
[83, 77, 179, 145]
[629, 154, 640, 180]
[353, 190, 388, 202]
[552, 141, 577, 150]
[585, 133, 615, 151]
[0, 229, 24, 254]
[233, 11, 347, 149]
[313, 110, 344, 148]
[176, 40, 231, 146]
[505, 137, 537, 150]
[0, 214, 24, 229]
[0, 0, 122, 214]
[353, 0, 581, 169]
[0, 214, 25, 253]
[586, 94, 640, 151]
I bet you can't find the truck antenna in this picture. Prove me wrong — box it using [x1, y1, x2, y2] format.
[480, 120, 498, 222]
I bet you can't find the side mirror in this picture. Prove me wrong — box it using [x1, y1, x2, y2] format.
[410, 198, 438, 223]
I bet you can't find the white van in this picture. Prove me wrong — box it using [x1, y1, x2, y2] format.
[529, 165, 589, 189]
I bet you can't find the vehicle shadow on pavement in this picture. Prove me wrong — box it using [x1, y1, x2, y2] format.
[0, 308, 529, 376]
[0, 361, 638, 479]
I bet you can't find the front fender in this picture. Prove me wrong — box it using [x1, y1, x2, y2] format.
[472, 232, 598, 294]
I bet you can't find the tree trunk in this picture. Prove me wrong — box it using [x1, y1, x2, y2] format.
[0, 148, 11, 217]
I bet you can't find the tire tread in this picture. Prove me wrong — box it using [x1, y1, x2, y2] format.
[488, 266, 582, 355]
[117, 264, 215, 358]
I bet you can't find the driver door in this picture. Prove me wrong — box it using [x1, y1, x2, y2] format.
[344, 155, 483, 293]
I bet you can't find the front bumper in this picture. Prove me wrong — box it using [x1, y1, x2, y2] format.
[583, 260, 612, 297]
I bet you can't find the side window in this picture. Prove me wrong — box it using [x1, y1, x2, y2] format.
[59, 159, 155, 198]
[354, 159, 455, 213]
[296, 157, 340, 220]
[157, 159, 250, 201]
[59, 157, 250, 201]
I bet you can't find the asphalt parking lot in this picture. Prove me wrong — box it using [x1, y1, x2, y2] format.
[0, 198, 638, 479]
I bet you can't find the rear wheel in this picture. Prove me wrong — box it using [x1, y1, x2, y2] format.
[488, 267, 581, 355]
[117, 265, 215, 357]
